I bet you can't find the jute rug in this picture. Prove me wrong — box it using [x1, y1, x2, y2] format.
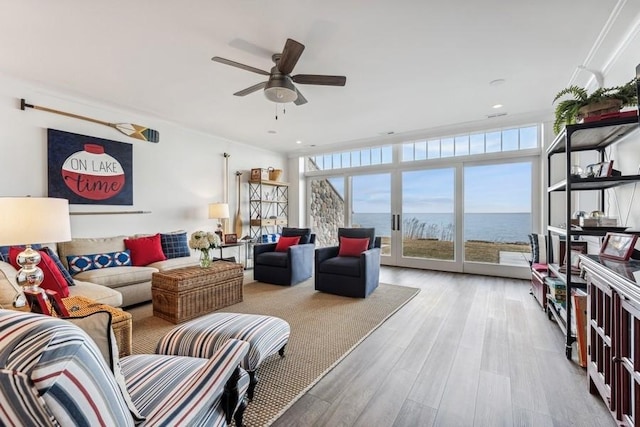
[128, 278, 419, 427]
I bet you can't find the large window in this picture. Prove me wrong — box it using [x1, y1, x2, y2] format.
[463, 162, 532, 266]
[305, 124, 540, 277]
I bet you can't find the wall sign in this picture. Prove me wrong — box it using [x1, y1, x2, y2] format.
[47, 129, 133, 205]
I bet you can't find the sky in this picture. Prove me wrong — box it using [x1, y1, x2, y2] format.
[330, 161, 532, 214]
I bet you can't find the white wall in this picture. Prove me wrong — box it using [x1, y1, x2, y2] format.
[0, 74, 287, 238]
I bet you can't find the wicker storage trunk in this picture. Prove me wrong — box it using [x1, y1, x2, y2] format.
[152, 262, 244, 324]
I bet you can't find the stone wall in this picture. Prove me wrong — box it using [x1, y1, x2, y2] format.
[307, 158, 344, 247]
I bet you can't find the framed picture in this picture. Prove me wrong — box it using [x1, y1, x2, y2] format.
[47, 129, 133, 205]
[598, 160, 614, 177]
[224, 233, 238, 244]
[558, 240, 587, 267]
[600, 232, 638, 261]
[567, 249, 583, 273]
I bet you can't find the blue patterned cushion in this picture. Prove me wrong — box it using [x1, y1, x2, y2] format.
[160, 232, 190, 259]
[67, 250, 132, 275]
[528, 234, 548, 264]
[41, 247, 75, 286]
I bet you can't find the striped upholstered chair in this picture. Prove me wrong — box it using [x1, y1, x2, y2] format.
[0, 309, 249, 427]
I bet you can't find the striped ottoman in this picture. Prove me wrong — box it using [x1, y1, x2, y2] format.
[156, 312, 290, 400]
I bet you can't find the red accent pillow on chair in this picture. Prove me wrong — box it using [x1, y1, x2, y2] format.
[124, 233, 167, 266]
[338, 237, 370, 257]
[275, 236, 301, 252]
[9, 246, 70, 297]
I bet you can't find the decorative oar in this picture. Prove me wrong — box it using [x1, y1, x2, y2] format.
[235, 171, 243, 237]
[20, 98, 159, 143]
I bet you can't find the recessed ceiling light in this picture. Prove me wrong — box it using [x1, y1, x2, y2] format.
[296, 140, 302, 144]
[489, 79, 506, 86]
[492, 104, 503, 109]
[267, 130, 277, 134]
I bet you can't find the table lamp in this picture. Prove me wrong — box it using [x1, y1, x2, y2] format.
[208, 202, 230, 236]
[0, 197, 71, 307]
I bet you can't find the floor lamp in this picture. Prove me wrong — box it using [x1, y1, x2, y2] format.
[0, 197, 71, 307]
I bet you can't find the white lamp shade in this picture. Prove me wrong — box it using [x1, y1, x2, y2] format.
[208, 203, 230, 220]
[0, 197, 72, 245]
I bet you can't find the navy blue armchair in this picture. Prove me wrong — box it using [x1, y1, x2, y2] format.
[314, 228, 381, 298]
[253, 228, 316, 286]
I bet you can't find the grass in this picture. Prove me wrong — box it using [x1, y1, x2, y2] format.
[381, 237, 530, 263]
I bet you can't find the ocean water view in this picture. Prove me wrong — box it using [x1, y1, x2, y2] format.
[353, 212, 531, 244]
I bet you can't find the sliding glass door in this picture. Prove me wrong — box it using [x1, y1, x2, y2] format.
[307, 158, 535, 278]
[394, 167, 459, 270]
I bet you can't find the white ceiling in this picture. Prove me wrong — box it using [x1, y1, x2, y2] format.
[0, 1, 638, 154]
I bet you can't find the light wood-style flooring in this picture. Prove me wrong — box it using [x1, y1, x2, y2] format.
[272, 267, 616, 427]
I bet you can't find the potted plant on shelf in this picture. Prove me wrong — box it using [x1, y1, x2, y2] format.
[552, 77, 638, 133]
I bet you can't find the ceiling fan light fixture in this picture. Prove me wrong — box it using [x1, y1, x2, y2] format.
[264, 76, 298, 103]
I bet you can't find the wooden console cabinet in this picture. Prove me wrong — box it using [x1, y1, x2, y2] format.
[581, 254, 640, 426]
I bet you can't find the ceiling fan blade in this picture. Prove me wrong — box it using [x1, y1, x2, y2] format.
[233, 81, 267, 96]
[278, 38, 305, 75]
[292, 74, 346, 86]
[294, 88, 308, 106]
[211, 56, 270, 76]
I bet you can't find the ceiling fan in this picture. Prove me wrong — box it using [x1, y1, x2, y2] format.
[211, 38, 346, 105]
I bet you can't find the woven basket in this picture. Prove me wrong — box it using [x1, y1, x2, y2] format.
[578, 99, 623, 119]
[152, 263, 244, 324]
[268, 168, 283, 181]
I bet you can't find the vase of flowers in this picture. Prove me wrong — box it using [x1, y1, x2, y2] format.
[189, 231, 221, 268]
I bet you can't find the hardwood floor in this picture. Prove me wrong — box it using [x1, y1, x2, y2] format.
[272, 267, 616, 427]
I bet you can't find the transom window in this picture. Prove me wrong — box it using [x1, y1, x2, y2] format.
[401, 125, 538, 162]
[310, 146, 393, 171]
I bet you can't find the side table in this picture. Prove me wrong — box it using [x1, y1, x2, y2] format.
[65, 296, 133, 357]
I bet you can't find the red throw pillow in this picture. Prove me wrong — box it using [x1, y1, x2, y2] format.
[9, 246, 70, 297]
[338, 237, 370, 257]
[275, 236, 301, 252]
[124, 233, 167, 266]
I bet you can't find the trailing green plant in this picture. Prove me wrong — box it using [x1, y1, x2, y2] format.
[552, 77, 638, 134]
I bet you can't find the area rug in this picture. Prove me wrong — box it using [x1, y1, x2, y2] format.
[128, 279, 419, 427]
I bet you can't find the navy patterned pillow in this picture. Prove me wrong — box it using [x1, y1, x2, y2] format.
[41, 247, 75, 287]
[528, 234, 548, 264]
[67, 250, 132, 275]
[160, 231, 191, 259]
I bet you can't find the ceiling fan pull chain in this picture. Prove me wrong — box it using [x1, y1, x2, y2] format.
[275, 104, 278, 120]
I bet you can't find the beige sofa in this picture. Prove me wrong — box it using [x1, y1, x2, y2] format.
[1, 260, 123, 308]
[0, 235, 199, 309]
